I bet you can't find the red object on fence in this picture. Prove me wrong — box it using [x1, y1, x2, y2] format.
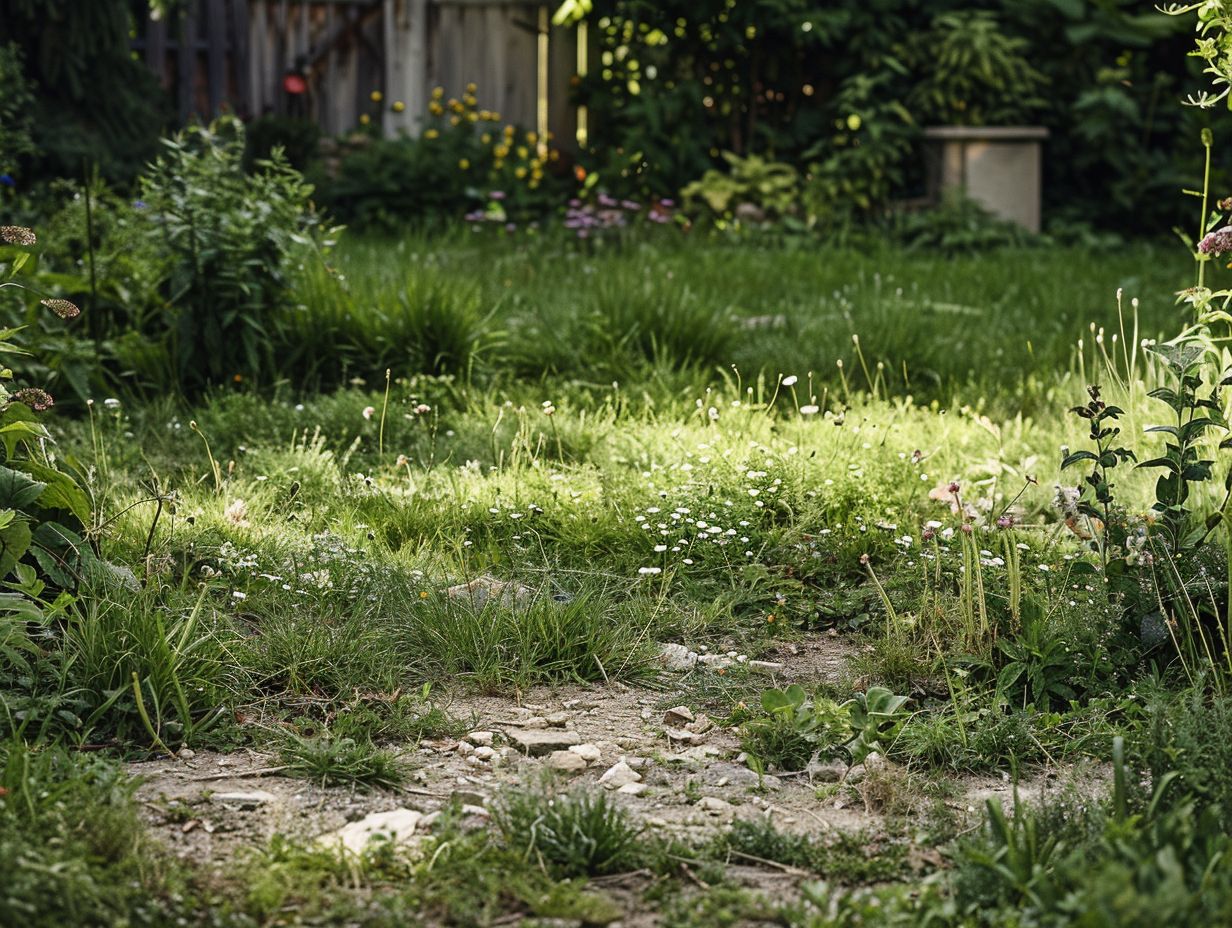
[283, 72, 308, 95]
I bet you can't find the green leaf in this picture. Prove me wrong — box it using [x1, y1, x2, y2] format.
[1060, 450, 1098, 469]
[0, 464, 45, 511]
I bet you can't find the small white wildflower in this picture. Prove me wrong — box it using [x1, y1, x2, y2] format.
[781, 375, 798, 386]
[362, 406, 376, 420]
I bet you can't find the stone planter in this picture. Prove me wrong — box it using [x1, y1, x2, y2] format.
[923, 126, 1049, 232]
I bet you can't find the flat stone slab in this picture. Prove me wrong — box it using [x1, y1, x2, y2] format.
[505, 728, 581, 756]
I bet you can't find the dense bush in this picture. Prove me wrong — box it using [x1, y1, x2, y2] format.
[140, 116, 322, 390]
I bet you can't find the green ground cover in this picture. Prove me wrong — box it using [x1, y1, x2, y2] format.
[6, 233, 1232, 926]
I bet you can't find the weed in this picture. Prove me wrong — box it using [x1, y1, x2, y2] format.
[493, 783, 646, 877]
[279, 733, 406, 790]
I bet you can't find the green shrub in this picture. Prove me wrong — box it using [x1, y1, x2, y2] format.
[494, 785, 646, 877]
[140, 116, 323, 390]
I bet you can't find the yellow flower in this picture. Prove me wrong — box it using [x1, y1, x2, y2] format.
[526, 131, 538, 144]
[481, 133, 492, 144]
[516, 146, 528, 159]
[493, 159, 504, 170]
[458, 158, 470, 170]
[449, 98, 462, 112]
[429, 102, 444, 116]
[494, 144, 509, 158]
[548, 149, 560, 162]
[359, 113, 371, 125]
[515, 166, 527, 179]
[466, 111, 478, 122]
[370, 90, 383, 103]
[464, 94, 477, 107]
[392, 100, 405, 113]
[503, 124, 515, 137]
[432, 86, 444, 99]
[466, 81, 477, 94]
[450, 115, 461, 126]
[424, 128, 439, 139]
[419, 591, 429, 599]
[846, 113, 862, 131]
[479, 110, 492, 121]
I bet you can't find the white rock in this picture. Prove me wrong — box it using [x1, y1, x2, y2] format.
[321, 809, 424, 855]
[698, 654, 733, 670]
[658, 643, 698, 671]
[472, 746, 496, 761]
[456, 741, 475, 756]
[547, 750, 588, 774]
[664, 705, 695, 725]
[697, 797, 733, 814]
[598, 761, 642, 790]
[465, 731, 494, 747]
[213, 790, 276, 806]
[664, 727, 705, 745]
[748, 660, 785, 673]
[617, 782, 649, 796]
[568, 743, 602, 764]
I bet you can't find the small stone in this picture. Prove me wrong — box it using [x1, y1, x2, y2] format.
[213, 790, 276, 807]
[617, 782, 649, 796]
[686, 714, 714, 734]
[658, 643, 698, 671]
[697, 796, 733, 814]
[748, 660, 784, 673]
[521, 716, 549, 730]
[177, 747, 196, 760]
[465, 731, 494, 747]
[568, 743, 602, 764]
[545, 712, 570, 728]
[547, 750, 588, 774]
[697, 653, 733, 670]
[321, 809, 424, 855]
[664, 727, 705, 745]
[446, 575, 534, 609]
[473, 746, 496, 761]
[623, 755, 650, 770]
[506, 728, 581, 756]
[456, 741, 475, 756]
[598, 761, 642, 790]
[664, 705, 695, 725]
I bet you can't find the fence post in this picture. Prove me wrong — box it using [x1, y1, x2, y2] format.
[384, 0, 428, 137]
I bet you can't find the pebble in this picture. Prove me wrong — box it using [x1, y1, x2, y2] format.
[663, 706, 695, 725]
[472, 746, 496, 761]
[213, 790, 276, 806]
[617, 782, 649, 796]
[465, 731, 494, 747]
[568, 743, 602, 764]
[547, 750, 588, 774]
[598, 760, 642, 790]
[697, 796, 734, 814]
[320, 809, 424, 855]
[658, 643, 698, 671]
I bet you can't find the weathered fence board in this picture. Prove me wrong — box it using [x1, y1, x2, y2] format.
[135, 0, 579, 142]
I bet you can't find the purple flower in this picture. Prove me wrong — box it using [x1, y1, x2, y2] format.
[1199, 225, 1232, 256]
[0, 174, 15, 188]
[489, 190, 507, 201]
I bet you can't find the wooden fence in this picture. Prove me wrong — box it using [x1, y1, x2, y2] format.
[134, 0, 580, 142]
